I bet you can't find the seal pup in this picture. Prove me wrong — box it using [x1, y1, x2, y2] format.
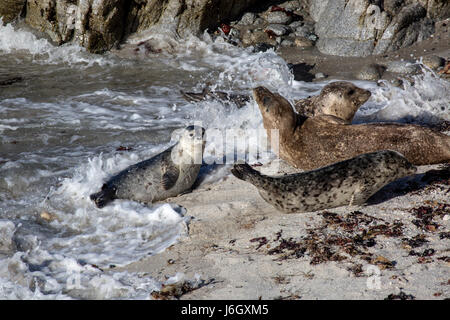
[293, 81, 371, 123]
[90, 126, 206, 208]
[253, 86, 450, 170]
[180, 87, 250, 108]
[231, 150, 417, 213]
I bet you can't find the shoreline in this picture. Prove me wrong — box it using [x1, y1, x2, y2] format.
[118, 159, 449, 300]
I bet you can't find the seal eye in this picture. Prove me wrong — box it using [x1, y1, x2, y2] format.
[262, 96, 271, 107]
[348, 89, 355, 95]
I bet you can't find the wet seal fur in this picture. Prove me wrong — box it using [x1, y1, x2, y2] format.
[254, 86, 450, 170]
[181, 87, 250, 108]
[231, 150, 417, 213]
[293, 81, 371, 123]
[90, 126, 206, 208]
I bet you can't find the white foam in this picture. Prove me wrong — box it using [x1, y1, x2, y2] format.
[0, 20, 116, 67]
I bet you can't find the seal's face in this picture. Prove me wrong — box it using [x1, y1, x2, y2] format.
[319, 82, 371, 121]
[253, 86, 296, 131]
[178, 125, 206, 161]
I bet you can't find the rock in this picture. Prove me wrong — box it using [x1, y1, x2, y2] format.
[288, 63, 315, 82]
[239, 12, 256, 25]
[386, 60, 421, 74]
[0, 221, 15, 254]
[21, 0, 260, 53]
[422, 55, 446, 69]
[242, 30, 276, 47]
[280, 1, 301, 11]
[315, 72, 327, 79]
[253, 43, 277, 53]
[0, 0, 25, 24]
[281, 38, 295, 47]
[265, 24, 291, 37]
[266, 11, 293, 25]
[310, 0, 437, 57]
[356, 64, 386, 81]
[294, 37, 314, 47]
[289, 21, 304, 29]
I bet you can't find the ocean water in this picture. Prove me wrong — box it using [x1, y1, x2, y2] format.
[0, 21, 449, 299]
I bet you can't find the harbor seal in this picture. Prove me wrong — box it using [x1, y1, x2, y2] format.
[90, 125, 206, 208]
[293, 81, 371, 123]
[181, 87, 250, 108]
[231, 150, 417, 213]
[253, 86, 450, 170]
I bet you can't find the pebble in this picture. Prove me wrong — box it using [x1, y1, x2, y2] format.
[421, 55, 445, 70]
[239, 12, 256, 25]
[266, 11, 293, 25]
[281, 38, 295, 47]
[265, 24, 291, 36]
[386, 60, 421, 74]
[294, 37, 314, 47]
[315, 72, 327, 79]
[355, 63, 385, 81]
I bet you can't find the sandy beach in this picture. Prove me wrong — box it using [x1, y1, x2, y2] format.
[118, 157, 449, 300]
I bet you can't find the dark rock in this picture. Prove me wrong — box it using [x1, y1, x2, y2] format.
[0, 0, 25, 24]
[356, 64, 386, 81]
[288, 63, 315, 82]
[265, 24, 291, 37]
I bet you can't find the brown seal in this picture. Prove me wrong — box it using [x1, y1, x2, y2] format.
[253, 86, 450, 170]
[293, 81, 371, 123]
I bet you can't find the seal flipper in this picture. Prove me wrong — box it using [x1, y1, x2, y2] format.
[231, 163, 263, 185]
[161, 165, 180, 190]
[90, 184, 116, 208]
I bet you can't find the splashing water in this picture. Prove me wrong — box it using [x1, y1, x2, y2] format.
[1, 19, 449, 299]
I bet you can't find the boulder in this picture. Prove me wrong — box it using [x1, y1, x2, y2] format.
[310, 0, 436, 57]
[0, 0, 25, 24]
[21, 0, 260, 53]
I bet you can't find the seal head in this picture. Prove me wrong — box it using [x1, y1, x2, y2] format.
[294, 81, 371, 123]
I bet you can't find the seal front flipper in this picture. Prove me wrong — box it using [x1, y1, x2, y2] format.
[90, 184, 116, 208]
[161, 163, 180, 190]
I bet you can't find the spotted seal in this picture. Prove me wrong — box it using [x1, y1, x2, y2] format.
[90, 126, 206, 208]
[180, 87, 250, 108]
[253, 86, 450, 170]
[231, 150, 417, 213]
[293, 81, 371, 123]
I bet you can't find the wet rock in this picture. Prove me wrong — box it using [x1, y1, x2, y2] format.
[22, 0, 260, 53]
[265, 24, 291, 37]
[238, 12, 256, 25]
[315, 72, 327, 80]
[281, 38, 295, 47]
[294, 37, 314, 48]
[421, 55, 446, 69]
[356, 64, 386, 81]
[288, 63, 315, 82]
[0, 221, 15, 254]
[242, 30, 276, 47]
[266, 11, 293, 25]
[253, 43, 277, 53]
[311, 0, 436, 57]
[386, 60, 421, 74]
[0, 0, 25, 24]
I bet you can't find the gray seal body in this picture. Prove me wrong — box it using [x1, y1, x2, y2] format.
[231, 150, 417, 213]
[90, 126, 206, 208]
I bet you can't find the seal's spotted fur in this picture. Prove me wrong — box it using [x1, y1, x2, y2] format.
[231, 151, 417, 213]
